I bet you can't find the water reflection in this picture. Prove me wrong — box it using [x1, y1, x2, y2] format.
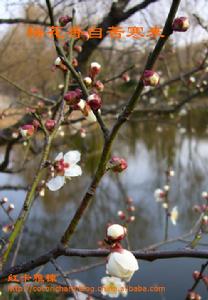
[1, 106, 208, 299]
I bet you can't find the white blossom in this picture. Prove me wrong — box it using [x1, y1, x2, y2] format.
[101, 276, 127, 298]
[46, 151, 82, 191]
[106, 249, 139, 282]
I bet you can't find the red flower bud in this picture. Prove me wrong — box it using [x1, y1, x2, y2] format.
[117, 210, 126, 220]
[87, 93, 102, 110]
[45, 119, 56, 131]
[80, 31, 90, 41]
[59, 15, 72, 26]
[72, 58, 78, 67]
[193, 271, 201, 280]
[64, 89, 82, 105]
[73, 45, 82, 53]
[172, 17, 189, 32]
[122, 73, 130, 82]
[143, 70, 160, 86]
[90, 62, 101, 78]
[20, 124, 35, 138]
[109, 157, 128, 173]
[94, 80, 104, 92]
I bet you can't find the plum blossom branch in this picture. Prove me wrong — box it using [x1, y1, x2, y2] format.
[2, 247, 208, 282]
[45, 0, 109, 139]
[60, 0, 182, 246]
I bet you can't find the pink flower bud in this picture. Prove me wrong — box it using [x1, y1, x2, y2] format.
[117, 210, 126, 220]
[54, 57, 67, 72]
[90, 62, 101, 78]
[202, 191, 208, 200]
[126, 197, 133, 204]
[73, 45, 82, 53]
[127, 206, 135, 212]
[20, 124, 35, 138]
[143, 70, 160, 86]
[0, 197, 8, 205]
[45, 119, 56, 131]
[32, 119, 40, 129]
[59, 15, 72, 26]
[7, 204, 14, 214]
[2, 224, 14, 233]
[72, 58, 78, 67]
[201, 204, 208, 212]
[122, 73, 130, 82]
[30, 87, 38, 93]
[193, 205, 201, 213]
[94, 80, 104, 92]
[193, 271, 201, 280]
[172, 17, 190, 32]
[87, 93, 102, 110]
[37, 101, 45, 108]
[64, 89, 82, 105]
[128, 216, 135, 222]
[81, 31, 90, 41]
[109, 157, 128, 173]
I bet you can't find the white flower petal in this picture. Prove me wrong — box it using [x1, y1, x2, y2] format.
[64, 151, 81, 165]
[46, 176, 65, 191]
[65, 164, 82, 177]
[86, 110, 97, 123]
[55, 152, 64, 161]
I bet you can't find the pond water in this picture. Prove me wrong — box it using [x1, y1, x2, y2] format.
[1, 106, 208, 299]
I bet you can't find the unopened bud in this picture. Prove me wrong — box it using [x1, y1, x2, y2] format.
[172, 17, 190, 32]
[94, 80, 104, 92]
[0, 197, 8, 205]
[106, 224, 127, 242]
[80, 31, 90, 41]
[73, 45, 82, 53]
[20, 124, 35, 138]
[87, 93, 102, 110]
[90, 62, 101, 78]
[117, 210, 126, 220]
[84, 77, 92, 86]
[59, 15, 72, 26]
[109, 157, 128, 173]
[122, 73, 130, 82]
[45, 119, 56, 131]
[143, 70, 160, 87]
[7, 204, 14, 213]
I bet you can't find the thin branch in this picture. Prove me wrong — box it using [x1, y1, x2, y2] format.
[0, 18, 50, 26]
[0, 73, 55, 104]
[2, 246, 208, 281]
